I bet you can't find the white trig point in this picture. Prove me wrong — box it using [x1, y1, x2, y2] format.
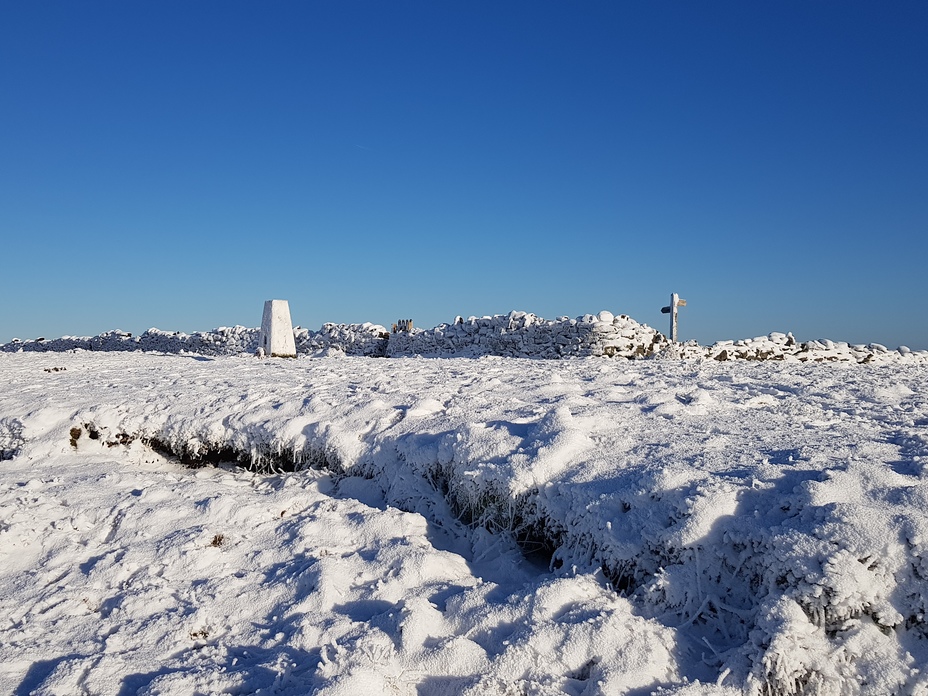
[259, 300, 297, 358]
[660, 293, 687, 343]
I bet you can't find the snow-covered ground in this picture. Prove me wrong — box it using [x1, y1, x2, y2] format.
[2, 351, 927, 695]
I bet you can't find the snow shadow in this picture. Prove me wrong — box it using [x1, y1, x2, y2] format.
[14, 654, 87, 696]
[761, 447, 804, 465]
[886, 430, 928, 477]
[116, 646, 322, 696]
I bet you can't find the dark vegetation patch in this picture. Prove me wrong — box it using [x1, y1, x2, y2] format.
[0, 418, 25, 460]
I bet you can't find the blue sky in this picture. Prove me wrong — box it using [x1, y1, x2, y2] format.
[2, 1, 926, 348]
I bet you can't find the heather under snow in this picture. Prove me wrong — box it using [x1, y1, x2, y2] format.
[2, 345, 928, 694]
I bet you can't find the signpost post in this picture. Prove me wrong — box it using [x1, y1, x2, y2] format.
[660, 293, 687, 343]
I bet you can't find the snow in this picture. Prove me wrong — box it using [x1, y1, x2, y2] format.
[2, 350, 928, 694]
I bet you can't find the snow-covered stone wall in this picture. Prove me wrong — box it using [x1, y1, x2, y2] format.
[0, 324, 391, 358]
[695, 332, 927, 364]
[386, 310, 667, 359]
[295, 323, 390, 357]
[0, 312, 667, 360]
[0, 327, 262, 356]
[3, 312, 927, 364]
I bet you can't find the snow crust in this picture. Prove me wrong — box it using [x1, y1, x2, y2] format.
[2, 352, 928, 694]
[4, 311, 925, 364]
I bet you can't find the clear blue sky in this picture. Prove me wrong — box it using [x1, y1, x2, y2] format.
[2, 2, 926, 348]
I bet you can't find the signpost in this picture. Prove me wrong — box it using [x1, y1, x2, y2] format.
[660, 293, 687, 343]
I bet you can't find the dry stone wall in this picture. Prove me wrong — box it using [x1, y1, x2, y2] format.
[3, 313, 927, 364]
[294, 323, 390, 357]
[0, 327, 261, 356]
[385, 310, 667, 359]
[699, 332, 926, 363]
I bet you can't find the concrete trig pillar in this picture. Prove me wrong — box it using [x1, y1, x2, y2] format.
[259, 300, 297, 357]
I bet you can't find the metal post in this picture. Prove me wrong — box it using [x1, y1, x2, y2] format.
[660, 293, 687, 344]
